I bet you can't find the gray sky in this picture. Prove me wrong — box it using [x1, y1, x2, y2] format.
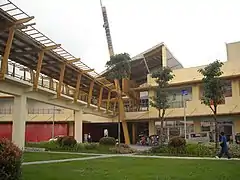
[13, 0, 240, 73]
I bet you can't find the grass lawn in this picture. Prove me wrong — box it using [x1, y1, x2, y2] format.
[23, 152, 93, 162]
[23, 157, 240, 180]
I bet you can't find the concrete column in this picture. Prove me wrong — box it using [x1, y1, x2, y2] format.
[193, 120, 201, 133]
[132, 123, 136, 144]
[192, 85, 200, 101]
[12, 95, 27, 150]
[148, 120, 156, 136]
[232, 80, 240, 99]
[74, 110, 83, 143]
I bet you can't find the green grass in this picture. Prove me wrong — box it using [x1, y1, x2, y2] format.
[23, 157, 240, 180]
[23, 152, 93, 162]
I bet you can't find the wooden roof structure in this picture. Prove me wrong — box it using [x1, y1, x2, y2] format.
[0, 0, 116, 100]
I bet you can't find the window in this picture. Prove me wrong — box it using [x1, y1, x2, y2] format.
[224, 80, 232, 97]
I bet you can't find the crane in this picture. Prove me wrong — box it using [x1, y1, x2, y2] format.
[100, 0, 114, 58]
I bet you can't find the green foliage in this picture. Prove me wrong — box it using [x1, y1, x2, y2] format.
[0, 138, 22, 180]
[105, 53, 131, 80]
[150, 67, 175, 112]
[26, 141, 115, 154]
[61, 136, 77, 147]
[99, 137, 116, 146]
[168, 136, 186, 148]
[110, 144, 136, 154]
[198, 60, 225, 111]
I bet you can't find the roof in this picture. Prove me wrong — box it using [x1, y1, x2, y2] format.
[0, 0, 116, 99]
[101, 43, 183, 85]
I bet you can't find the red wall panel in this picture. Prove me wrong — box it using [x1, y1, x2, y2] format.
[0, 123, 12, 140]
[25, 123, 68, 142]
[0, 123, 68, 142]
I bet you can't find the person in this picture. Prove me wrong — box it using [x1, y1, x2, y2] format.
[87, 133, 92, 143]
[216, 132, 231, 159]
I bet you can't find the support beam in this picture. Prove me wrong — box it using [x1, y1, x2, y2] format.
[67, 58, 80, 64]
[74, 110, 83, 143]
[96, 77, 105, 81]
[87, 81, 94, 107]
[132, 123, 136, 144]
[98, 86, 104, 111]
[33, 51, 44, 90]
[82, 69, 94, 73]
[57, 63, 66, 98]
[74, 73, 82, 103]
[106, 90, 111, 112]
[14, 16, 34, 25]
[12, 95, 27, 150]
[0, 27, 15, 80]
[43, 44, 61, 51]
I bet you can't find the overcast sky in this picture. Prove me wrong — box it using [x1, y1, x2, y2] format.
[11, 0, 240, 73]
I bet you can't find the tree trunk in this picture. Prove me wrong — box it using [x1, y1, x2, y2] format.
[159, 109, 165, 146]
[214, 111, 218, 150]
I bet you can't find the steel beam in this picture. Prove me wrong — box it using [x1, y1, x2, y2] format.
[57, 63, 66, 98]
[0, 27, 15, 80]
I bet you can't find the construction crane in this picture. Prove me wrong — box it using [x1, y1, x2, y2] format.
[100, 0, 114, 58]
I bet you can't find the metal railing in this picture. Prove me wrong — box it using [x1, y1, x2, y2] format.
[0, 107, 63, 114]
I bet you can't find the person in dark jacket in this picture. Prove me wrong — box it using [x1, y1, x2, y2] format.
[216, 132, 231, 159]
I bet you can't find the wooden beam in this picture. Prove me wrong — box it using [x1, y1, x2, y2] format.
[105, 83, 113, 87]
[87, 81, 94, 107]
[67, 58, 80, 64]
[43, 44, 61, 51]
[74, 73, 82, 103]
[33, 51, 44, 90]
[96, 77, 105, 81]
[98, 86, 104, 111]
[106, 91, 111, 112]
[57, 63, 66, 98]
[14, 16, 34, 25]
[0, 27, 15, 80]
[83, 69, 94, 73]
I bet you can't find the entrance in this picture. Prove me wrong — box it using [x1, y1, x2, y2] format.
[219, 121, 233, 141]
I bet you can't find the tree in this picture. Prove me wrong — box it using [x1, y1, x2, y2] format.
[198, 60, 225, 149]
[106, 53, 131, 80]
[150, 67, 175, 145]
[105, 53, 131, 144]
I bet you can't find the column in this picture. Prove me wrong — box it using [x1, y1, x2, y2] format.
[74, 110, 83, 143]
[192, 85, 200, 101]
[232, 80, 240, 99]
[12, 95, 27, 150]
[132, 123, 136, 144]
[148, 120, 156, 136]
[193, 120, 201, 133]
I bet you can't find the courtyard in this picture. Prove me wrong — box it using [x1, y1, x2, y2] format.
[22, 152, 240, 180]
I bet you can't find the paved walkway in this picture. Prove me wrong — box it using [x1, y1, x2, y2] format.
[22, 151, 240, 166]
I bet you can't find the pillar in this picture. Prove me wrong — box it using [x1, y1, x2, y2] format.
[74, 110, 83, 143]
[193, 120, 201, 133]
[192, 85, 200, 101]
[148, 120, 156, 136]
[132, 123, 136, 144]
[232, 80, 240, 99]
[12, 95, 27, 150]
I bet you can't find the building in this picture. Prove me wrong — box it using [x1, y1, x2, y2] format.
[2, 41, 240, 144]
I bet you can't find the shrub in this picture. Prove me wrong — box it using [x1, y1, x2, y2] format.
[84, 143, 99, 150]
[110, 146, 136, 154]
[229, 144, 240, 158]
[61, 136, 77, 147]
[56, 136, 64, 146]
[99, 137, 116, 146]
[0, 138, 22, 180]
[168, 136, 186, 148]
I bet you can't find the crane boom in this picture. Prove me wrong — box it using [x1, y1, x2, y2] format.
[100, 0, 114, 57]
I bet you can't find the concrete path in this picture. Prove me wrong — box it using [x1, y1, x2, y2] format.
[23, 154, 115, 166]
[23, 151, 240, 166]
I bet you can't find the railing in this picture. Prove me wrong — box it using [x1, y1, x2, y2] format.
[0, 107, 63, 114]
[2, 60, 106, 109]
